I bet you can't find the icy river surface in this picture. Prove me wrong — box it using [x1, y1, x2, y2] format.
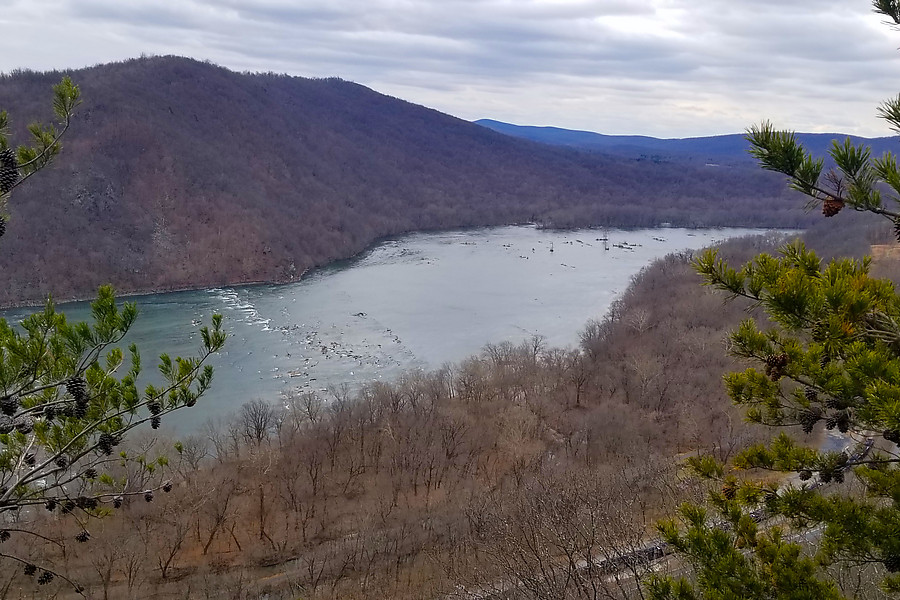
[2, 225, 778, 431]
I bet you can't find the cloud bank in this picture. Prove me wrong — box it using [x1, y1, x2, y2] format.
[1, 0, 898, 137]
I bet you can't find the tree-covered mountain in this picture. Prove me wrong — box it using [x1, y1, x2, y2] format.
[0, 56, 807, 306]
[476, 118, 900, 165]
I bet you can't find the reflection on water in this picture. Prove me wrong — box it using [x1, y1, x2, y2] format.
[1, 225, 779, 431]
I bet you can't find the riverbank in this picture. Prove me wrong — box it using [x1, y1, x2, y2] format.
[15, 227, 789, 600]
[2, 225, 779, 432]
[0, 223, 794, 311]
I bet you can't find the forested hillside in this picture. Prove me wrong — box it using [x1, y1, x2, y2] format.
[0, 233, 781, 599]
[476, 119, 900, 165]
[0, 56, 807, 306]
[5, 216, 885, 599]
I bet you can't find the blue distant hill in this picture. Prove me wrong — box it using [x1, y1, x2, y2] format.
[475, 119, 900, 164]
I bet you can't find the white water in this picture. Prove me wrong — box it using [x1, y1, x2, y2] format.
[2, 225, 781, 431]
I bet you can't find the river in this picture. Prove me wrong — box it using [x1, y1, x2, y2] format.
[1, 225, 778, 431]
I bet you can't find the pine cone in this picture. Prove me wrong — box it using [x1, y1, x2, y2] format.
[836, 410, 851, 434]
[45, 499, 56, 512]
[75, 530, 90, 543]
[83, 468, 97, 480]
[0, 416, 12, 434]
[0, 166, 18, 195]
[764, 353, 789, 380]
[65, 376, 87, 404]
[150, 415, 161, 429]
[147, 399, 162, 416]
[22, 563, 36, 576]
[822, 196, 844, 217]
[798, 469, 813, 481]
[0, 530, 9, 543]
[0, 148, 15, 169]
[824, 396, 842, 410]
[24, 452, 35, 466]
[886, 554, 900, 573]
[55, 456, 67, 469]
[884, 429, 900, 444]
[113, 496, 123, 509]
[14, 416, 33, 434]
[798, 408, 822, 434]
[144, 490, 154, 502]
[766, 353, 788, 368]
[804, 387, 818, 403]
[97, 433, 116, 455]
[72, 400, 87, 419]
[37, 571, 54, 585]
[0, 395, 18, 416]
[75, 496, 98, 510]
[163, 481, 173, 493]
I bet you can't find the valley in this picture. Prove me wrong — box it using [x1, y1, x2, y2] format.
[0, 49, 893, 600]
[1, 225, 775, 431]
[0, 56, 813, 307]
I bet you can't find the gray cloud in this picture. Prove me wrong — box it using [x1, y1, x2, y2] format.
[1, 0, 898, 137]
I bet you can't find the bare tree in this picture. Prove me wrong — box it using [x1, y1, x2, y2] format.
[238, 399, 278, 447]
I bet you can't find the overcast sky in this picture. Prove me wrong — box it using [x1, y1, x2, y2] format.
[2, 0, 899, 138]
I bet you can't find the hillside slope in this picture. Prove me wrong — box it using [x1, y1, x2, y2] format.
[0, 57, 805, 305]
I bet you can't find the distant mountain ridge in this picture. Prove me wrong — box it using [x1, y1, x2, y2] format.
[475, 119, 900, 163]
[0, 57, 809, 305]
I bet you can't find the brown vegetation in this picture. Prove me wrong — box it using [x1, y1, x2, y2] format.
[0, 56, 810, 306]
[0, 229, 830, 599]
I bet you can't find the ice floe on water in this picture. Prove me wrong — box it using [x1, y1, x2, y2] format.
[3, 225, 783, 432]
[209, 288, 271, 329]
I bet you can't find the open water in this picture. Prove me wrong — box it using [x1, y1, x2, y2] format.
[1, 225, 779, 431]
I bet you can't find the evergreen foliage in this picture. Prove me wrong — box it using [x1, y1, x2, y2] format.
[0, 77, 78, 203]
[648, 2, 900, 598]
[0, 80, 225, 592]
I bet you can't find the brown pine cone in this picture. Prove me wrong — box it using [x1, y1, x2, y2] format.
[822, 196, 844, 217]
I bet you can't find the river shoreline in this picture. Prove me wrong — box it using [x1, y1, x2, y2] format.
[0, 223, 796, 311]
[1, 225, 779, 431]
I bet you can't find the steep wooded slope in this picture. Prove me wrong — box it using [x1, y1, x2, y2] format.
[0, 57, 805, 305]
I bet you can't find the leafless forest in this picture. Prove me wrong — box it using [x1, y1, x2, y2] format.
[0, 56, 811, 306]
[1, 57, 883, 599]
[3, 216, 883, 599]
